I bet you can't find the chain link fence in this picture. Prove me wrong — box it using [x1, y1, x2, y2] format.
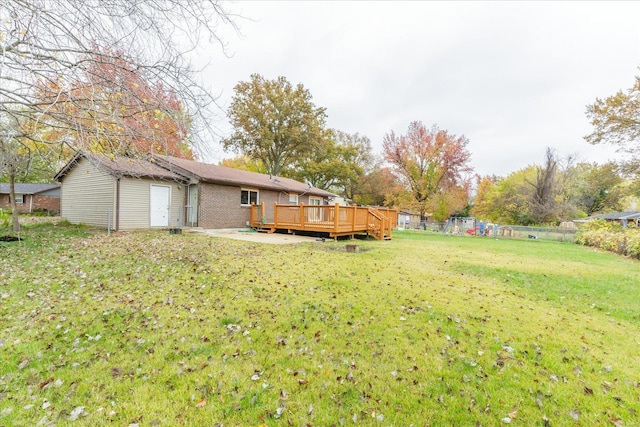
[400, 221, 577, 242]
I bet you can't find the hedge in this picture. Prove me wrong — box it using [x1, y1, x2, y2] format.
[575, 219, 640, 259]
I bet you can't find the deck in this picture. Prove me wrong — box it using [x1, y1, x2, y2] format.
[250, 203, 397, 240]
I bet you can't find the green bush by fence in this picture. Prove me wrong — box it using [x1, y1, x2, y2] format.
[575, 219, 640, 259]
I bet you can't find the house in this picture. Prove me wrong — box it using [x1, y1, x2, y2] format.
[55, 153, 187, 230]
[577, 211, 640, 228]
[55, 152, 335, 231]
[0, 183, 61, 214]
[152, 155, 336, 229]
[397, 210, 421, 229]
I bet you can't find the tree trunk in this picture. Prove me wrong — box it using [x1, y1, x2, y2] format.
[8, 172, 21, 233]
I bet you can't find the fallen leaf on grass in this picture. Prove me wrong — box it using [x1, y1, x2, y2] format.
[195, 400, 206, 408]
[39, 376, 54, 389]
[69, 406, 86, 421]
[569, 409, 580, 421]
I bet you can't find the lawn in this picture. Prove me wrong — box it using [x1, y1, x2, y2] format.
[1, 224, 639, 426]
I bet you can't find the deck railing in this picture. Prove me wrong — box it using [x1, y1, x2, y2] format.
[250, 202, 397, 239]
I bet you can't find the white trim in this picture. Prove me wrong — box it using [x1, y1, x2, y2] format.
[240, 188, 259, 206]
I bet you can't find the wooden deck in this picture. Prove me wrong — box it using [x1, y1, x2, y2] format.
[250, 203, 397, 240]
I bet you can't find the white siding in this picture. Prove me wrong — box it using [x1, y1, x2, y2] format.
[168, 182, 185, 227]
[60, 157, 115, 228]
[119, 179, 184, 229]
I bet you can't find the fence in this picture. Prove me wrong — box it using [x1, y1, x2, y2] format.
[402, 221, 578, 242]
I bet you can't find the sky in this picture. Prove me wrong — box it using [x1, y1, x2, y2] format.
[198, 1, 640, 177]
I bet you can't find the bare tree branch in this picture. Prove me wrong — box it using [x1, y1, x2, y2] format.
[1, 0, 238, 159]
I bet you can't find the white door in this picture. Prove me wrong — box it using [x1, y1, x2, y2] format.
[150, 185, 170, 227]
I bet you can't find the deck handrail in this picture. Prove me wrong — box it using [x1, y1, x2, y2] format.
[250, 202, 397, 239]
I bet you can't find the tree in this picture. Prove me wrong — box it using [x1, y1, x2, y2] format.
[585, 74, 640, 174]
[290, 129, 373, 194]
[573, 162, 625, 216]
[481, 167, 538, 225]
[0, 124, 28, 232]
[383, 121, 473, 220]
[332, 131, 377, 201]
[529, 147, 559, 224]
[35, 51, 195, 159]
[1, 0, 234, 160]
[220, 155, 266, 173]
[1, 116, 72, 232]
[470, 175, 498, 219]
[356, 165, 397, 206]
[223, 74, 327, 177]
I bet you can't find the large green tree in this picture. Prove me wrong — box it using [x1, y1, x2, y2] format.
[290, 129, 374, 195]
[572, 162, 625, 216]
[383, 121, 473, 221]
[480, 167, 538, 225]
[223, 74, 327, 177]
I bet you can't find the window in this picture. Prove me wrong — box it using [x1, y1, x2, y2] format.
[288, 193, 298, 204]
[308, 196, 323, 222]
[15, 194, 24, 204]
[241, 189, 259, 205]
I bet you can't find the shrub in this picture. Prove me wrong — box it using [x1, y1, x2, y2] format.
[576, 220, 640, 259]
[0, 209, 10, 229]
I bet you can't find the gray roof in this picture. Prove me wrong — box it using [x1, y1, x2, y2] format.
[55, 152, 186, 182]
[0, 183, 60, 195]
[153, 155, 336, 198]
[54, 152, 336, 197]
[584, 211, 640, 221]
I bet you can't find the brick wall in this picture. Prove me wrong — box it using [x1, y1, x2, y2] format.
[31, 195, 61, 213]
[0, 194, 60, 213]
[199, 183, 249, 229]
[197, 183, 293, 229]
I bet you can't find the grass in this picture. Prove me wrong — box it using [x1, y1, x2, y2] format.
[1, 224, 639, 426]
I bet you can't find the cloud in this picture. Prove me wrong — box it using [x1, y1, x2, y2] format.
[200, 1, 640, 176]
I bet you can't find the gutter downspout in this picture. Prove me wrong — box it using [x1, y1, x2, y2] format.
[115, 178, 120, 231]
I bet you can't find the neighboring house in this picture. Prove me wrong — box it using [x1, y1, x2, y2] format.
[397, 210, 421, 229]
[55, 152, 336, 231]
[576, 211, 640, 228]
[55, 153, 187, 230]
[152, 155, 335, 229]
[0, 183, 61, 214]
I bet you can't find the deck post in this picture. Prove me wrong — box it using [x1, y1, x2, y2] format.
[273, 202, 278, 227]
[351, 205, 356, 232]
[333, 203, 340, 234]
[260, 202, 266, 226]
[299, 202, 305, 228]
